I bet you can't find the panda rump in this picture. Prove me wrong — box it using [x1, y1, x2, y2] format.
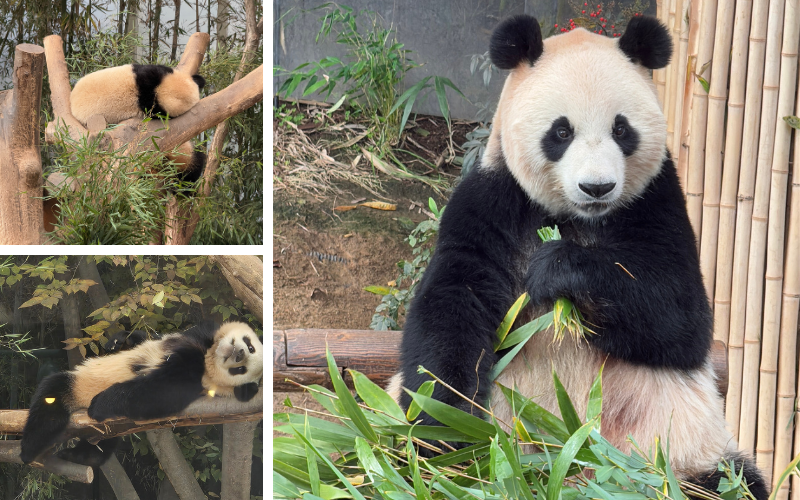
[20, 322, 263, 465]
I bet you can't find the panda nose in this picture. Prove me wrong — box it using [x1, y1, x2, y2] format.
[579, 182, 616, 198]
[235, 348, 245, 363]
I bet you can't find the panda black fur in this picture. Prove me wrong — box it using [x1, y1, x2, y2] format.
[20, 322, 263, 465]
[70, 64, 207, 184]
[387, 15, 768, 499]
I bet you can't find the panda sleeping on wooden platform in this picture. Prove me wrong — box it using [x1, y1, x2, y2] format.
[386, 15, 768, 499]
[20, 322, 263, 466]
[70, 64, 207, 185]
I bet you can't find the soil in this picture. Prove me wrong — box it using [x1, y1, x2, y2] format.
[273, 100, 473, 331]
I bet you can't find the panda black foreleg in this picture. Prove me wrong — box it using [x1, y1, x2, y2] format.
[685, 452, 769, 500]
[20, 372, 75, 464]
[88, 374, 205, 422]
[525, 236, 711, 370]
[234, 383, 260, 402]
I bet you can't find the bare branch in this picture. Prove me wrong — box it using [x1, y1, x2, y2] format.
[0, 442, 93, 483]
[175, 32, 210, 74]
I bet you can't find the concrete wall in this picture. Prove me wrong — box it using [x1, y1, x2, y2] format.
[274, 0, 656, 120]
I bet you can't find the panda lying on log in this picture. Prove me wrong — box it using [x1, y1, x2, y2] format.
[20, 322, 263, 466]
[386, 15, 768, 500]
[69, 64, 207, 186]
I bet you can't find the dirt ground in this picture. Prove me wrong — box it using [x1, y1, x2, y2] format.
[273, 102, 472, 331]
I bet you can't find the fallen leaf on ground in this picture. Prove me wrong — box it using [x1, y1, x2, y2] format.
[360, 201, 397, 211]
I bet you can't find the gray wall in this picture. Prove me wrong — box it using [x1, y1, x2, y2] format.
[274, 0, 655, 120]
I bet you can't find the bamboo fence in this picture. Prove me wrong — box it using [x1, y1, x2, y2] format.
[662, 0, 800, 490]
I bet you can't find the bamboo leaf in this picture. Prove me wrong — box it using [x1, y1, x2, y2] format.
[546, 419, 596, 500]
[497, 383, 570, 442]
[784, 115, 800, 130]
[328, 94, 347, 113]
[272, 471, 301, 499]
[406, 380, 435, 421]
[585, 364, 604, 425]
[405, 389, 496, 439]
[553, 371, 582, 434]
[304, 416, 321, 497]
[434, 76, 450, 128]
[325, 348, 378, 442]
[291, 426, 369, 500]
[495, 293, 530, 348]
[350, 369, 406, 422]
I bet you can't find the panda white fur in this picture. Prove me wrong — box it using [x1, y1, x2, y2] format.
[70, 64, 207, 185]
[20, 321, 263, 465]
[387, 15, 768, 499]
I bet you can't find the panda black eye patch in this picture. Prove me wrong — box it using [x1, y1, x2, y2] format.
[541, 116, 574, 162]
[612, 114, 640, 156]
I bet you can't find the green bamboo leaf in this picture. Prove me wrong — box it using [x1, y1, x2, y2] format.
[375, 425, 478, 443]
[553, 371, 582, 434]
[273, 471, 302, 499]
[408, 440, 433, 500]
[784, 115, 800, 130]
[406, 380, 435, 421]
[490, 313, 553, 381]
[497, 384, 570, 442]
[497, 311, 553, 351]
[493, 420, 536, 500]
[434, 76, 450, 128]
[437, 76, 467, 100]
[585, 364, 604, 425]
[495, 293, 530, 348]
[291, 427, 368, 500]
[656, 437, 687, 500]
[354, 437, 382, 484]
[350, 369, 406, 422]
[546, 419, 596, 500]
[490, 436, 513, 482]
[770, 452, 800, 500]
[328, 94, 347, 113]
[326, 348, 378, 442]
[696, 75, 710, 93]
[284, 73, 304, 97]
[405, 389, 496, 439]
[304, 417, 321, 497]
[303, 78, 329, 97]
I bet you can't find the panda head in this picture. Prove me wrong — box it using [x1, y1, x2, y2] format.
[154, 69, 206, 118]
[208, 322, 263, 388]
[487, 15, 672, 218]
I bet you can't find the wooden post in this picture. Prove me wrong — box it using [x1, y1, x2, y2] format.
[146, 429, 205, 500]
[0, 44, 45, 244]
[221, 420, 259, 500]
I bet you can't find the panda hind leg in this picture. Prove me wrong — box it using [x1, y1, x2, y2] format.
[685, 452, 768, 500]
[20, 372, 74, 464]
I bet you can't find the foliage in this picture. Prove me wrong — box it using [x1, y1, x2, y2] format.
[455, 123, 491, 175]
[3, 255, 260, 358]
[556, 0, 650, 37]
[276, 4, 463, 150]
[274, 343, 761, 500]
[43, 126, 181, 245]
[366, 198, 443, 330]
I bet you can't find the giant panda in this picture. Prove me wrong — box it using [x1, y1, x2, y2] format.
[386, 15, 768, 499]
[20, 321, 263, 466]
[70, 64, 207, 185]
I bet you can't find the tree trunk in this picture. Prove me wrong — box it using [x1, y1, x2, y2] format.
[152, 0, 162, 62]
[211, 255, 263, 323]
[100, 457, 141, 500]
[195, 0, 200, 32]
[146, 429, 206, 500]
[221, 421, 258, 500]
[0, 44, 45, 244]
[216, 0, 230, 51]
[170, 0, 181, 62]
[118, 0, 126, 35]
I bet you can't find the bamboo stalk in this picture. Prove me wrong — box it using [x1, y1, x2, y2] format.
[754, 0, 799, 480]
[676, 0, 703, 192]
[685, 0, 720, 244]
[662, 0, 676, 122]
[737, 0, 787, 454]
[665, 0, 683, 155]
[712, 0, 754, 346]
[788, 74, 800, 500]
[724, 0, 770, 440]
[697, 0, 736, 301]
[654, 0, 670, 107]
[671, 0, 690, 182]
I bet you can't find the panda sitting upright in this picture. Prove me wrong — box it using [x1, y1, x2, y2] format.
[387, 15, 768, 499]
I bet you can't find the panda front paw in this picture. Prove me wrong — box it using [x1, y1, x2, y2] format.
[526, 239, 579, 306]
[233, 383, 260, 402]
[88, 394, 118, 422]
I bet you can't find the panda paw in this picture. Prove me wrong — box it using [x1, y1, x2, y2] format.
[526, 239, 580, 305]
[233, 382, 260, 402]
[87, 394, 118, 422]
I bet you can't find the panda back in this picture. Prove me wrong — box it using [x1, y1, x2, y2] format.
[70, 65, 141, 126]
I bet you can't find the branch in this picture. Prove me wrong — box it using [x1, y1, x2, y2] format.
[0, 442, 93, 483]
[146, 429, 205, 499]
[43, 35, 87, 142]
[211, 255, 263, 323]
[0, 390, 263, 437]
[175, 33, 210, 74]
[163, 0, 263, 244]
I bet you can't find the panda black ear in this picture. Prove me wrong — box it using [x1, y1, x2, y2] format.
[192, 74, 206, 90]
[490, 15, 544, 70]
[618, 16, 672, 69]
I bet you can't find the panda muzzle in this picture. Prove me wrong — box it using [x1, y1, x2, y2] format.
[234, 348, 245, 363]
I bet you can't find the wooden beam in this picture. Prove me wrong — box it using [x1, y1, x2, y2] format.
[273, 329, 730, 399]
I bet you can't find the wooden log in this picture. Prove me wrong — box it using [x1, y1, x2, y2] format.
[0, 44, 45, 245]
[211, 255, 263, 323]
[146, 429, 205, 500]
[0, 442, 93, 483]
[272, 329, 729, 398]
[220, 420, 258, 500]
